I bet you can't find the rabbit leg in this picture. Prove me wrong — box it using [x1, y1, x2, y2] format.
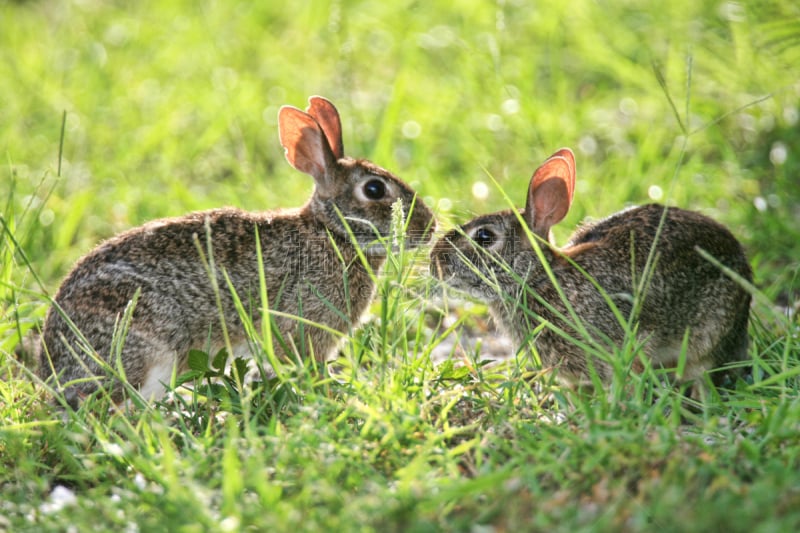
[127, 334, 183, 400]
[699, 305, 750, 388]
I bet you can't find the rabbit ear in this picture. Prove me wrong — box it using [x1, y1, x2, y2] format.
[524, 148, 576, 237]
[278, 105, 338, 186]
[306, 96, 345, 160]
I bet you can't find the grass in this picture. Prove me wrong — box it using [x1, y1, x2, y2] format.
[2, 0, 800, 530]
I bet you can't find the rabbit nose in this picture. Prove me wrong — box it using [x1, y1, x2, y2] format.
[413, 224, 435, 245]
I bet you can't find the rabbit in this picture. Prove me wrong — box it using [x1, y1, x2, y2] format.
[38, 95, 435, 405]
[430, 148, 751, 394]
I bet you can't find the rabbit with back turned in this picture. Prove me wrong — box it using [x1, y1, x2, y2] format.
[39, 96, 435, 404]
[430, 148, 751, 393]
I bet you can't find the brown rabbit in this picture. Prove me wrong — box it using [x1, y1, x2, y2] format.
[430, 148, 751, 394]
[39, 96, 435, 404]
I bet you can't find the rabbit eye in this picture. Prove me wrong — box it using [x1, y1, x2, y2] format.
[473, 227, 496, 248]
[363, 179, 386, 200]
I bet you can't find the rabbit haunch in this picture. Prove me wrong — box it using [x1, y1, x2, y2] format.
[39, 96, 434, 404]
[431, 148, 751, 390]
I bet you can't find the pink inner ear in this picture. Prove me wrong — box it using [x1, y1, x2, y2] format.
[306, 96, 344, 160]
[525, 148, 577, 235]
[533, 149, 575, 204]
[278, 106, 333, 182]
[532, 178, 570, 230]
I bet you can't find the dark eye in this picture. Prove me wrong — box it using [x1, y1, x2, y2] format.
[473, 227, 495, 248]
[363, 179, 386, 200]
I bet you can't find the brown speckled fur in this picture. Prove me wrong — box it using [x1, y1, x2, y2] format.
[39, 97, 434, 404]
[431, 149, 751, 392]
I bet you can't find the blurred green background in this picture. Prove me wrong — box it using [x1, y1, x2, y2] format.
[2, 0, 799, 296]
